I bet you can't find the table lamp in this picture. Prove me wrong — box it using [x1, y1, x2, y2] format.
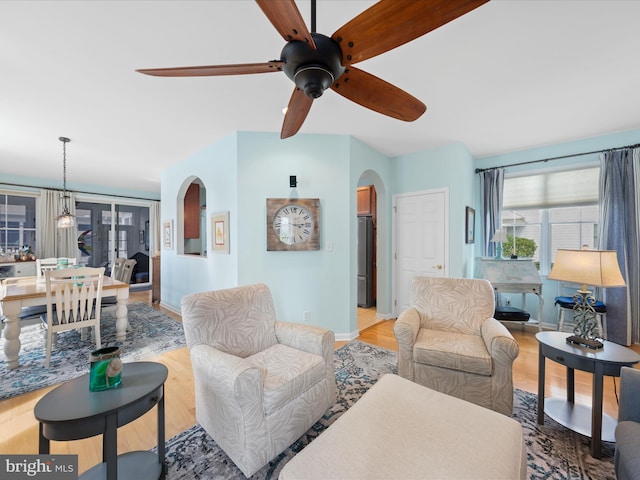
[548, 249, 626, 349]
[491, 229, 509, 259]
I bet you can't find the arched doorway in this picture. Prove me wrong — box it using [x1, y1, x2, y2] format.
[356, 170, 387, 332]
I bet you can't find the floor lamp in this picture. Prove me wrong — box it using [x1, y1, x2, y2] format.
[548, 249, 625, 349]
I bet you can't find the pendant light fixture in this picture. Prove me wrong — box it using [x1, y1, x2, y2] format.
[56, 136, 76, 228]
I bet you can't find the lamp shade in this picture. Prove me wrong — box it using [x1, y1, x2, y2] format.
[56, 213, 76, 228]
[548, 249, 626, 288]
[491, 229, 509, 243]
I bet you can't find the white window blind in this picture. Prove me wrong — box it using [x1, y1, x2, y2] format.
[503, 167, 599, 209]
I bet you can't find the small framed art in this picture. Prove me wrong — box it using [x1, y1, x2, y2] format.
[162, 220, 173, 249]
[465, 207, 475, 244]
[211, 211, 230, 254]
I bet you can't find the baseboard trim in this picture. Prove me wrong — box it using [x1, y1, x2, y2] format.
[335, 331, 359, 342]
[159, 302, 181, 316]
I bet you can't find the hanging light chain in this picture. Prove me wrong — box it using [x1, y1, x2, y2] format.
[59, 136, 71, 213]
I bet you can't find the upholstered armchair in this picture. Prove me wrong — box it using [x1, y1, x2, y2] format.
[394, 276, 519, 416]
[181, 283, 336, 478]
[615, 367, 640, 480]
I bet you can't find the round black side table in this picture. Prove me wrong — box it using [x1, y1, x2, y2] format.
[34, 361, 168, 480]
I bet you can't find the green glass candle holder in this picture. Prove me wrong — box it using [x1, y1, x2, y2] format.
[89, 346, 123, 391]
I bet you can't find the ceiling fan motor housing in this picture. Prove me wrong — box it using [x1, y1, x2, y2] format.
[281, 33, 345, 99]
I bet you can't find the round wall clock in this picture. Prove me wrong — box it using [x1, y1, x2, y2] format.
[266, 198, 320, 251]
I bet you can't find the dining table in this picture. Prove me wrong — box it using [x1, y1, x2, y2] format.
[1, 275, 130, 370]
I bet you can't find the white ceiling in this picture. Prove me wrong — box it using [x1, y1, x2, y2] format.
[2, 1, 640, 194]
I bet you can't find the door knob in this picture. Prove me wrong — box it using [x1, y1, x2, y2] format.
[433, 264, 443, 270]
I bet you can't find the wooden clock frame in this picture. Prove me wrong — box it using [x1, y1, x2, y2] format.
[266, 198, 320, 251]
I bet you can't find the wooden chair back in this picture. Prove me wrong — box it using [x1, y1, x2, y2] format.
[42, 266, 104, 367]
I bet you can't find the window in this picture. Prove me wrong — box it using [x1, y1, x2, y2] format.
[0, 194, 37, 255]
[502, 166, 600, 274]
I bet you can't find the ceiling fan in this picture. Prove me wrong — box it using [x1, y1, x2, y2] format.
[137, 0, 488, 139]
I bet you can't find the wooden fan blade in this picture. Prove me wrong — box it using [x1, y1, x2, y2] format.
[332, 0, 488, 65]
[256, 0, 316, 49]
[281, 88, 313, 139]
[136, 61, 285, 77]
[330, 67, 426, 122]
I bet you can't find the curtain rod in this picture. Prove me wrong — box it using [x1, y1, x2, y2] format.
[475, 142, 640, 174]
[0, 181, 159, 202]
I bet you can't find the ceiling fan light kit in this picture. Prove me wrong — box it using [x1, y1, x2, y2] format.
[137, 0, 489, 138]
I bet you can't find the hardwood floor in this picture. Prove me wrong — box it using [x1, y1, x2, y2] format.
[1, 293, 638, 475]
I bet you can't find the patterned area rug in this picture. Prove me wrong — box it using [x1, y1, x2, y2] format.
[0, 302, 186, 400]
[160, 340, 615, 480]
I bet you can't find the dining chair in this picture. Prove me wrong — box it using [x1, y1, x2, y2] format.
[102, 259, 135, 321]
[42, 267, 105, 368]
[110, 258, 125, 281]
[36, 257, 77, 279]
[119, 259, 136, 284]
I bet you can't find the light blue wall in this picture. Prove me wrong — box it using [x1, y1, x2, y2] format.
[160, 133, 239, 310]
[161, 132, 397, 339]
[159, 127, 640, 336]
[474, 128, 640, 326]
[391, 142, 476, 277]
[234, 132, 353, 337]
[350, 138, 395, 322]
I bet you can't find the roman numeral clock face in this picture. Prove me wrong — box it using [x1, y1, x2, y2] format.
[273, 205, 313, 245]
[266, 198, 320, 251]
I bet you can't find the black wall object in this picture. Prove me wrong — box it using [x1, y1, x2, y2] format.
[289, 175, 297, 188]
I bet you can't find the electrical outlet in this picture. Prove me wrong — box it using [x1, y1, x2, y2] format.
[303, 311, 310, 322]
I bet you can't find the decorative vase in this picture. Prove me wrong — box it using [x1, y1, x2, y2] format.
[89, 346, 123, 391]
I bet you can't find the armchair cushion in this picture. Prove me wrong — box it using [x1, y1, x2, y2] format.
[246, 343, 327, 415]
[414, 329, 492, 376]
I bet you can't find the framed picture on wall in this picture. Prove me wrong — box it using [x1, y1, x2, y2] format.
[162, 220, 173, 249]
[211, 211, 230, 254]
[465, 207, 475, 244]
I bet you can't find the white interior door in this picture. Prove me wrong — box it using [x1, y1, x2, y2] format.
[393, 189, 448, 316]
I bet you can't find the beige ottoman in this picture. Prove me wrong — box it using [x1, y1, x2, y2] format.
[279, 374, 526, 480]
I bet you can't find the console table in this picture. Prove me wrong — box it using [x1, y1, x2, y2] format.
[536, 331, 640, 458]
[476, 257, 543, 329]
[34, 361, 167, 480]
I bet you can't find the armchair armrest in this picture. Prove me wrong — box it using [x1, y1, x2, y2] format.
[393, 307, 421, 381]
[619, 367, 640, 423]
[275, 321, 334, 358]
[481, 317, 519, 364]
[393, 307, 421, 346]
[190, 344, 264, 401]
